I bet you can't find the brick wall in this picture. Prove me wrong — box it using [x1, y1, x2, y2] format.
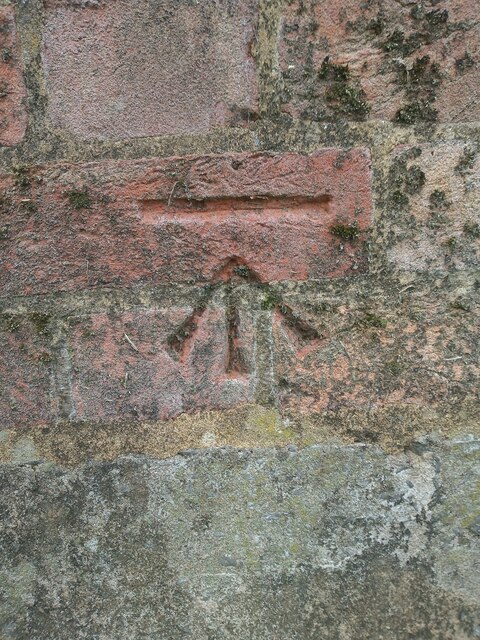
[1, 1, 479, 637]
[0, 0, 479, 457]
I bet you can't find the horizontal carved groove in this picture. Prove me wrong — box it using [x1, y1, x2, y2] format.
[139, 195, 332, 224]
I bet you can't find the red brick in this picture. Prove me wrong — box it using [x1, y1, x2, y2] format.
[272, 291, 479, 415]
[280, 0, 480, 123]
[0, 150, 372, 296]
[0, 5, 27, 146]
[41, 0, 258, 140]
[386, 143, 480, 272]
[69, 303, 254, 422]
[0, 313, 55, 428]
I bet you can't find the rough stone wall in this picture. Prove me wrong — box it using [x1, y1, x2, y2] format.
[0, 0, 479, 637]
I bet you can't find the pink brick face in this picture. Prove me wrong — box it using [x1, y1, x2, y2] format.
[69, 304, 255, 422]
[0, 5, 27, 146]
[0, 150, 372, 296]
[272, 290, 480, 415]
[0, 297, 257, 428]
[280, 0, 480, 123]
[41, 0, 259, 139]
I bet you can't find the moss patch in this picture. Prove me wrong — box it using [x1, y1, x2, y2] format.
[394, 100, 438, 126]
[65, 188, 92, 210]
[330, 221, 359, 241]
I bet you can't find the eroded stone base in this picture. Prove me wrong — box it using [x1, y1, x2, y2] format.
[1, 438, 479, 639]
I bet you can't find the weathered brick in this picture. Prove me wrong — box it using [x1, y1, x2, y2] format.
[0, 5, 27, 146]
[272, 281, 479, 416]
[41, 0, 259, 140]
[279, 0, 480, 123]
[0, 150, 372, 296]
[68, 302, 254, 422]
[0, 312, 55, 428]
[385, 143, 480, 272]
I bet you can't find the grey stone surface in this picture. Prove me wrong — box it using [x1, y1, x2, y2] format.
[1, 438, 479, 639]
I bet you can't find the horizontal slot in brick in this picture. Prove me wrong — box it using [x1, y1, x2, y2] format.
[0, 150, 372, 296]
[140, 196, 332, 223]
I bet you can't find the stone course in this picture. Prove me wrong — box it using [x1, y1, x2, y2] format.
[1, 442, 479, 639]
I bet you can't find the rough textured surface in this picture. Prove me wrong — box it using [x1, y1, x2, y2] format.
[41, 0, 259, 139]
[0, 311, 54, 429]
[0, 150, 372, 296]
[386, 142, 480, 271]
[1, 441, 479, 639]
[69, 303, 255, 422]
[1, 401, 480, 467]
[1, 0, 480, 633]
[0, 4, 27, 146]
[279, 0, 480, 124]
[1, 271, 478, 431]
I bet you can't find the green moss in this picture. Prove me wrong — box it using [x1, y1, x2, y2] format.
[463, 221, 480, 239]
[455, 148, 476, 176]
[382, 29, 406, 53]
[65, 188, 92, 210]
[1, 47, 12, 63]
[429, 190, 450, 211]
[360, 313, 388, 329]
[391, 190, 409, 209]
[318, 56, 350, 81]
[11, 165, 31, 189]
[425, 8, 449, 30]
[28, 313, 50, 335]
[0, 79, 8, 98]
[404, 165, 426, 194]
[381, 29, 423, 57]
[330, 221, 359, 241]
[456, 51, 475, 74]
[394, 100, 438, 125]
[410, 5, 425, 21]
[261, 290, 282, 310]
[20, 199, 38, 214]
[233, 265, 252, 279]
[367, 16, 385, 36]
[390, 53, 442, 127]
[0, 313, 21, 332]
[385, 357, 404, 376]
[400, 56, 441, 89]
[325, 83, 370, 119]
[444, 237, 457, 250]
[393, 56, 441, 130]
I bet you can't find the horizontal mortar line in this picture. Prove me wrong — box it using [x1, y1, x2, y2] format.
[139, 194, 332, 222]
[2, 268, 480, 311]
